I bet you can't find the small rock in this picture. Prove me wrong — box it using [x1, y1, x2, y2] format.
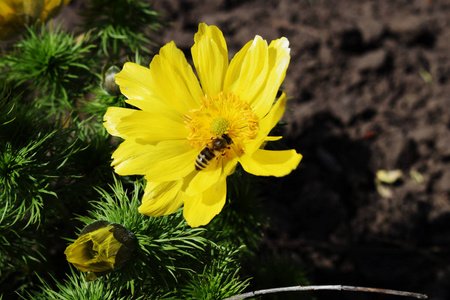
[436, 131, 450, 158]
[354, 49, 388, 72]
[377, 129, 407, 169]
[318, 45, 333, 65]
[408, 125, 437, 143]
[434, 168, 450, 193]
[387, 15, 436, 47]
[357, 18, 385, 45]
[328, 95, 356, 124]
[388, 15, 428, 36]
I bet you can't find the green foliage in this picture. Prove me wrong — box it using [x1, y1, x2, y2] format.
[1, 23, 95, 116]
[0, 1, 310, 299]
[24, 269, 144, 300]
[207, 168, 266, 252]
[0, 85, 83, 297]
[59, 180, 250, 299]
[76, 181, 200, 292]
[66, 124, 117, 194]
[0, 72, 119, 299]
[80, 87, 127, 119]
[0, 90, 78, 229]
[180, 246, 250, 300]
[81, 0, 163, 59]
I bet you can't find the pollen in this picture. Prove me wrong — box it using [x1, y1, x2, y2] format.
[210, 118, 229, 136]
[185, 92, 259, 152]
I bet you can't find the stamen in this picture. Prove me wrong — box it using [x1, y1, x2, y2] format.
[185, 92, 259, 153]
[210, 118, 229, 136]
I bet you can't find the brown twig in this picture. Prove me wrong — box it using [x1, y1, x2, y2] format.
[222, 285, 428, 300]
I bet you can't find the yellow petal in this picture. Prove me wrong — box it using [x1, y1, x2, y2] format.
[112, 140, 197, 181]
[115, 62, 153, 106]
[22, 0, 44, 21]
[89, 226, 113, 245]
[239, 148, 302, 177]
[185, 159, 223, 196]
[0, 0, 16, 15]
[183, 179, 227, 227]
[114, 63, 179, 119]
[218, 155, 239, 182]
[191, 23, 228, 96]
[103, 107, 187, 141]
[189, 154, 238, 193]
[74, 261, 112, 273]
[224, 36, 269, 108]
[145, 147, 198, 182]
[41, 0, 65, 21]
[246, 92, 287, 153]
[65, 235, 93, 269]
[139, 179, 185, 216]
[222, 39, 251, 91]
[64, 227, 117, 273]
[103, 107, 133, 137]
[265, 136, 282, 141]
[149, 41, 203, 113]
[251, 37, 290, 118]
[111, 140, 154, 175]
[376, 169, 403, 184]
[0, 0, 40, 39]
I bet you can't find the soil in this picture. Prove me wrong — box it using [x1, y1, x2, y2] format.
[51, 0, 450, 299]
[150, 0, 450, 299]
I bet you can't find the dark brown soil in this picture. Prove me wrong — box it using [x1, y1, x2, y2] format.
[152, 0, 450, 299]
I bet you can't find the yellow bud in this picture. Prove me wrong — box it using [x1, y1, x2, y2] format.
[22, 0, 45, 23]
[40, 0, 70, 22]
[64, 221, 136, 280]
[0, 0, 70, 40]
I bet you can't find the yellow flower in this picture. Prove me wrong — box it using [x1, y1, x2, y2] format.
[0, 0, 70, 40]
[64, 221, 136, 280]
[103, 23, 302, 227]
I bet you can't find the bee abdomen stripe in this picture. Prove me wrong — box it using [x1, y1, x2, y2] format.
[200, 148, 215, 160]
[195, 148, 215, 170]
[195, 160, 208, 170]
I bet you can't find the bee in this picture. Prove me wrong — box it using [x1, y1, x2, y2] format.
[195, 134, 232, 171]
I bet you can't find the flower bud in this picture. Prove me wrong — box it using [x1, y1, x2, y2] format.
[102, 64, 121, 96]
[64, 220, 136, 281]
[0, 0, 71, 40]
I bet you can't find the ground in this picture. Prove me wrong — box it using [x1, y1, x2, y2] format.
[54, 0, 450, 299]
[150, 0, 450, 299]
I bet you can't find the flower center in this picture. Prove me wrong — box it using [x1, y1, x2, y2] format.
[210, 117, 229, 136]
[185, 92, 259, 154]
